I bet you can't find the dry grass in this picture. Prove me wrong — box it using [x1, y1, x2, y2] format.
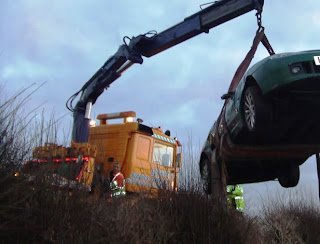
[0, 172, 262, 243]
[1, 171, 319, 243]
[260, 198, 320, 244]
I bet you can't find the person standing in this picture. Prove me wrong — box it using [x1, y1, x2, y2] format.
[109, 161, 126, 198]
[226, 185, 245, 212]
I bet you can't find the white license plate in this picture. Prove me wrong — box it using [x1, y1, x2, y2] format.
[314, 56, 320, 66]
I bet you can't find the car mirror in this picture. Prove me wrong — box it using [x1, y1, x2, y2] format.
[221, 92, 234, 100]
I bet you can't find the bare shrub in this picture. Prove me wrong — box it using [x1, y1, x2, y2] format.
[85, 191, 261, 244]
[0, 170, 263, 244]
[261, 197, 320, 244]
[178, 131, 202, 192]
[0, 84, 70, 172]
[0, 85, 37, 171]
[0, 171, 99, 243]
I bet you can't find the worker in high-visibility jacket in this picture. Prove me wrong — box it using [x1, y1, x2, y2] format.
[226, 185, 245, 212]
[109, 161, 126, 198]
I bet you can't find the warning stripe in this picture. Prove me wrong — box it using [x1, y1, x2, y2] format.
[152, 134, 176, 144]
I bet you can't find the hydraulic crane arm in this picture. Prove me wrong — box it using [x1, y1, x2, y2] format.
[67, 0, 264, 143]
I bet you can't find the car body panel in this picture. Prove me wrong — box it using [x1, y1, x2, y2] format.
[225, 49, 320, 142]
[252, 50, 320, 95]
[200, 50, 320, 186]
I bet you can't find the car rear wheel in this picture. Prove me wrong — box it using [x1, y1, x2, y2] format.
[278, 164, 300, 188]
[242, 85, 272, 137]
[200, 156, 212, 194]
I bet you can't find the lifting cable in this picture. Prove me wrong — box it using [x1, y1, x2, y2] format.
[218, 3, 276, 187]
[226, 3, 275, 94]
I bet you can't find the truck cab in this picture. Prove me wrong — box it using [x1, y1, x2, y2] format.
[89, 111, 182, 192]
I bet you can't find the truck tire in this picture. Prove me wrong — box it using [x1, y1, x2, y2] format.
[200, 155, 212, 194]
[278, 164, 300, 188]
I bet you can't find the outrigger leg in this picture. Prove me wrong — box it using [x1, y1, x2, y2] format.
[316, 154, 320, 201]
[211, 150, 227, 208]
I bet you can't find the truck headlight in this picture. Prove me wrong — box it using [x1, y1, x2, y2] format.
[125, 117, 134, 123]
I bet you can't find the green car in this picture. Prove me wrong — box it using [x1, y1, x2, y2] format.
[200, 50, 320, 194]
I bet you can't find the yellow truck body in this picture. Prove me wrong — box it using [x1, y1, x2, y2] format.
[29, 111, 182, 193]
[89, 111, 182, 192]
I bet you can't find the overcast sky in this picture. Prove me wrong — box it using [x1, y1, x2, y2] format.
[1, 0, 320, 210]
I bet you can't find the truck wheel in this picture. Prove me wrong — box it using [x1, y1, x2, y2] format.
[200, 156, 212, 194]
[242, 86, 272, 134]
[278, 164, 300, 188]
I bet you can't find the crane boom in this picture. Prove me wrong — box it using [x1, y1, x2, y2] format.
[69, 0, 264, 143]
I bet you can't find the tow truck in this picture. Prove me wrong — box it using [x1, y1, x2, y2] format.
[63, 0, 267, 195]
[29, 0, 320, 199]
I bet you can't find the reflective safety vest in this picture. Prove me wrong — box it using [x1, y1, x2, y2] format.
[227, 185, 245, 212]
[110, 172, 126, 197]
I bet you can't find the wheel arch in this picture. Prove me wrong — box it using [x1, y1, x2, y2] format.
[240, 75, 267, 114]
[240, 75, 274, 138]
[244, 76, 261, 92]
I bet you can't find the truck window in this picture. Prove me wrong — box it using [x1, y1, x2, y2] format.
[152, 142, 174, 167]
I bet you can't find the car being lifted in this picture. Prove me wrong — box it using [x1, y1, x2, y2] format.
[200, 50, 320, 194]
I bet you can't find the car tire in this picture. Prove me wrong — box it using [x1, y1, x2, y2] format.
[200, 156, 212, 194]
[278, 164, 300, 188]
[242, 86, 272, 135]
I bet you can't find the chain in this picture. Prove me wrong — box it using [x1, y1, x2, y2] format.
[254, 0, 264, 31]
[256, 11, 263, 31]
